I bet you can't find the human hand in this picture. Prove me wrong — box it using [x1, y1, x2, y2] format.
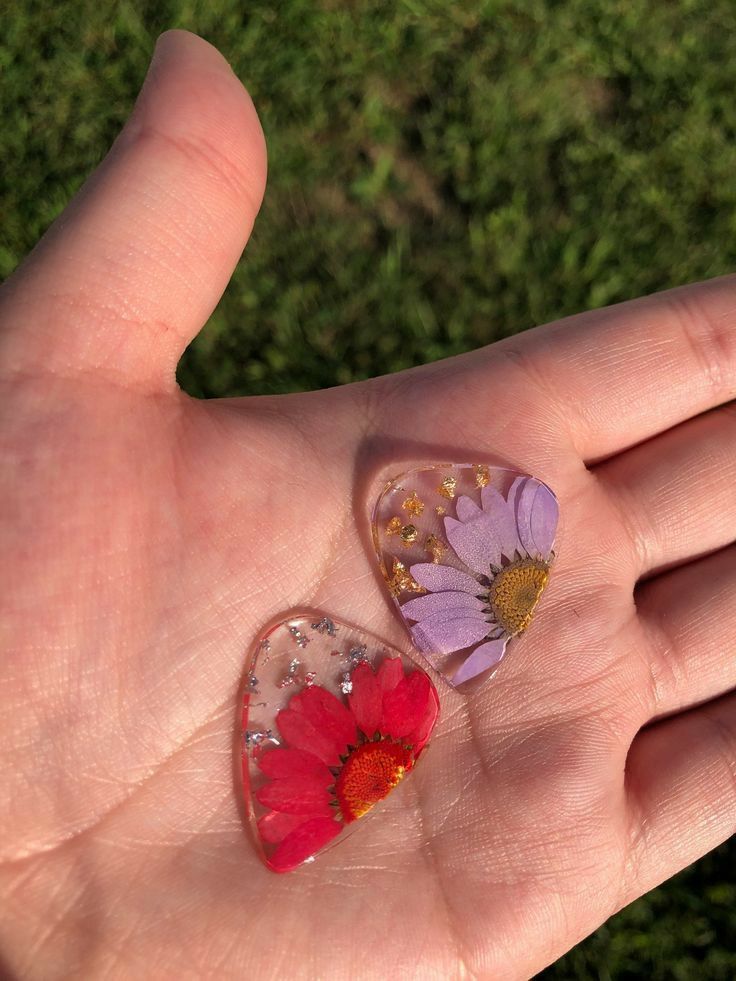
[1, 30, 734, 979]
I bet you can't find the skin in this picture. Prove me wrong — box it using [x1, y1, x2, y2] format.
[1, 29, 735, 980]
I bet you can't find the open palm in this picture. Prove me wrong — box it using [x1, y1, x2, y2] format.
[2, 31, 735, 980]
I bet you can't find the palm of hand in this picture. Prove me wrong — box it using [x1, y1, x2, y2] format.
[2, 31, 735, 980]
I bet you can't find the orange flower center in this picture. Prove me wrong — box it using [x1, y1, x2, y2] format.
[334, 740, 413, 823]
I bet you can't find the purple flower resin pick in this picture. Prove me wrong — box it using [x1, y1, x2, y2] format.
[371, 464, 559, 687]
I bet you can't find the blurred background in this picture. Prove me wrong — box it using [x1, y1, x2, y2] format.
[2, 1, 735, 975]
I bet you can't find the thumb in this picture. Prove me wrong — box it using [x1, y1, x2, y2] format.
[0, 30, 267, 389]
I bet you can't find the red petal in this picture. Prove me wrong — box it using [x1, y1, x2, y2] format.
[348, 662, 382, 738]
[258, 748, 333, 781]
[268, 816, 342, 873]
[406, 678, 440, 755]
[276, 707, 343, 766]
[381, 670, 433, 740]
[257, 810, 306, 845]
[256, 776, 334, 816]
[376, 657, 404, 694]
[291, 686, 357, 758]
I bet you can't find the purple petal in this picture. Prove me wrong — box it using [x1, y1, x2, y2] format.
[514, 477, 539, 557]
[401, 590, 486, 622]
[450, 638, 508, 686]
[410, 563, 483, 595]
[480, 485, 521, 560]
[529, 483, 558, 558]
[455, 495, 482, 522]
[444, 515, 501, 574]
[506, 475, 526, 515]
[408, 606, 488, 629]
[452, 495, 506, 565]
[411, 614, 492, 655]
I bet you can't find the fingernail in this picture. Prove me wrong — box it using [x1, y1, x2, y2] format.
[371, 464, 559, 688]
[241, 612, 440, 873]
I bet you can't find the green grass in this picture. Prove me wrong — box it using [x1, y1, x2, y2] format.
[2, 1, 735, 975]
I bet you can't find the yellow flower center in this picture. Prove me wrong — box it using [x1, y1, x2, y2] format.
[489, 558, 550, 636]
[334, 740, 412, 823]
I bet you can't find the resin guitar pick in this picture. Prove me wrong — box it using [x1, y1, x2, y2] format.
[241, 613, 440, 873]
[371, 463, 559, 687]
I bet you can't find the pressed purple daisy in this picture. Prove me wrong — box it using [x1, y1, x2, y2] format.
[372, 465, 559, 687]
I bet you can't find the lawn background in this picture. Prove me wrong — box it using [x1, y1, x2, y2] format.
[1, 1, 735, 975]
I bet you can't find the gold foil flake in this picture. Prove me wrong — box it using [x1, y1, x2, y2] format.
[400, 524, 418, 546]
[438, 475, 457, 499]
[435, 505, 446, 516]
[474, 465, 490, 487]
[386, 558, 426, 597]
[402, 491, 425, 517]
[425, 534, 446, 563]
[386, 516, 403, 536]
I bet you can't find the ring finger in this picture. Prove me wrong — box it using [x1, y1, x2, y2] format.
[632, 542, 736, 718]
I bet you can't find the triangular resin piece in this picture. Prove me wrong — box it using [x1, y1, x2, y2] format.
[242, 614, 440, 873]
[371, 463, 558, 688]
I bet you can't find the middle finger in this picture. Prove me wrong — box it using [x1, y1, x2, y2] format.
[594, 402, 736, 581]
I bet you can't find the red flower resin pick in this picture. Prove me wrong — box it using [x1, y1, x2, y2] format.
[242, 614, 440, 873]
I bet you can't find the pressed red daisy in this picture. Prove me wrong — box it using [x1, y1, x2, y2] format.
[254, 657, 439, 873]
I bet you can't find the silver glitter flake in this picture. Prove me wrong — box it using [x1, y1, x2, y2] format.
[243, 728, 280, 752]
[304, 671, 317, 687]
[288, 625, 310, 648]
[278, 657, 301, 689]
[348, 644, 368, 664]
[248, 674, 259, 689]
[311, 617, 338, 637]
[340, 673, 353, 695]
[259, 638, 271, 652]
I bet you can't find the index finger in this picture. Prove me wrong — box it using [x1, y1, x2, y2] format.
[501, 275, 736, 461]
